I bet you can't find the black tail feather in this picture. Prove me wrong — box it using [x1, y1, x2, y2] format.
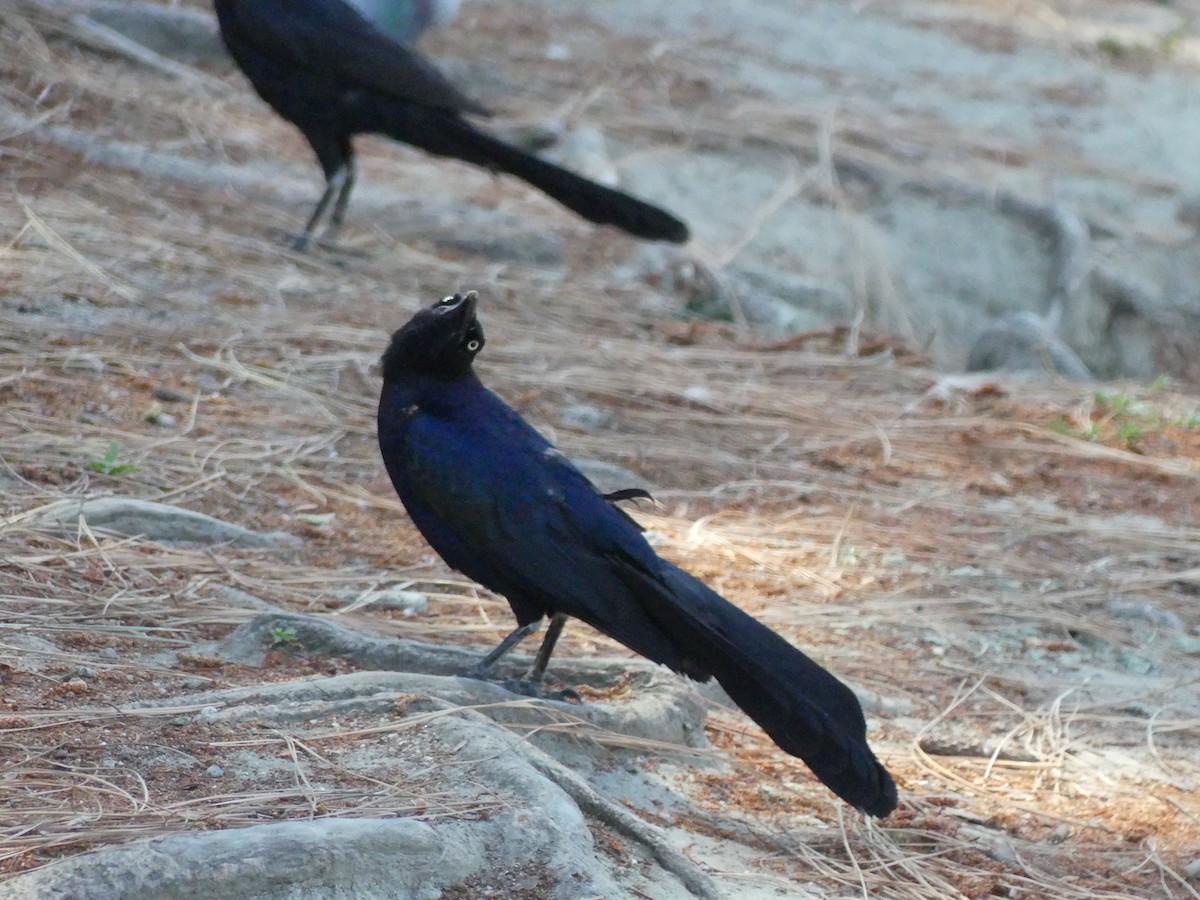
[640, 563, 898, 816]
[376, 107, 689, 243]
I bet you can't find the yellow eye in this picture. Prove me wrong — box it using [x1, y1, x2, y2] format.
[437, 295, 457, 307]
[466, 340, 480, 351]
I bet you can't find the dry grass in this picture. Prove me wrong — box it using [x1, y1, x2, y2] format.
[2, 0, 1200, 896]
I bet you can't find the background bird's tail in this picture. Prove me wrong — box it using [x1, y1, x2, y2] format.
[637, 562, 898, 816]
[381, 107, 689, 242]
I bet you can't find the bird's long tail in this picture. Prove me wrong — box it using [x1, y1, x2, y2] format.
[378, 106, 689, 242]
[631, 561, 898, 816]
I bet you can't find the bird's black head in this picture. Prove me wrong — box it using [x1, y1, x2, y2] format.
[381, 291, 486, 382]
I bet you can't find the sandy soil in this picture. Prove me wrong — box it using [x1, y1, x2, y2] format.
[2, 0, 1200, 897]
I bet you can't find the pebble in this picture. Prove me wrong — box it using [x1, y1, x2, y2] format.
[1117, 650, 1154, 675]
[99, 647, 119, 661]
[950, 566, 984, 578]
[152, 386, 190, 403]
[559, 404, 611, 430]
[195, 706, 221, 725]
[141, 403, 177, 428]
[1170, 634, 1200, 655]
[205, 765, 224, 778]
[66, 666, 97, 680]
[1105, 597, 1184, 632]
[62, 351, 106, 374]
[680, 385, 716, 406]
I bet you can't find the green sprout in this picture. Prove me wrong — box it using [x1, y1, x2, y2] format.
[1115, 421, 1144, 444]
[89, 442, 140, 477]
[270, 625, 300, 647]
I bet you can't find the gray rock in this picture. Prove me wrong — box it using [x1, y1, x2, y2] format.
[726, 265, 852, 334]
[0, 633, 64, 673]
[633, 254, 850, 336]
[81, 1, 228, 66]
[14, 668, 724, 899]
[967, 311, 1094, 380]
[38, 498, 299, 548]
[0, 818, 465, 900]
[208, 613, 711, 751]
[426, 227, 567, 267]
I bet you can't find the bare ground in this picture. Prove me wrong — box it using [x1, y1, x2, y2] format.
[2, 0, 1200, 897]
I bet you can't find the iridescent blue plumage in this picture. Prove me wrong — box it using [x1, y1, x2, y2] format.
[377, 293, 897, 816]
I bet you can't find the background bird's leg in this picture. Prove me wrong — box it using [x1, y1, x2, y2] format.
[294, 170, 343, 251]
[526, 612, 567, 681]
[466, 619, 542, 679]
[322, 156, 357, 243]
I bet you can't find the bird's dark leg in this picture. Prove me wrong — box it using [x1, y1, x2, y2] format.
[465, 615, 579, 703]
[466, 620, 542, 679]
[322, 156, 357, 243]
[294, 165, 347, 251]
[527, 612, 567, 680]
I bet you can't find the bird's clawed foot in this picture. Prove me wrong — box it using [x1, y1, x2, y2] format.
[493, 678, 582, 704]
[463, 666, 581, 703]
[281, 231, 369, 258]
[462, 615, 579, 701]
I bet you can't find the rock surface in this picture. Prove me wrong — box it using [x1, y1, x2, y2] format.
[38, 498, 299, 547]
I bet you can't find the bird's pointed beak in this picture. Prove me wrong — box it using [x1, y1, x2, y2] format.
[436, 290, 477, 330]
[457, 290, 478, 325]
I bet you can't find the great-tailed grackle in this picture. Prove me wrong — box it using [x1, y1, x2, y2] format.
[212, 0, 690, 250]
[376, 292, 898, 817]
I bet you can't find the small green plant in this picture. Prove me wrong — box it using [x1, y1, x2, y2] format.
[1094, 391, 1132, 415]
[1115, 421, 1144, 444]
[270, 625, 299, 647]
[1180, 415, 1200, 430]
[1151, 374, 1171, 392]
[89, 441, 140, 477]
